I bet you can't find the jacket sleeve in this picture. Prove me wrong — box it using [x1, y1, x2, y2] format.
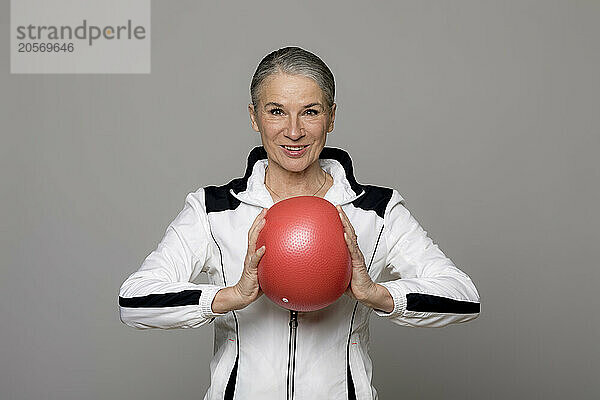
[118, 188, 227, 330]
[374, 189, 481, 327]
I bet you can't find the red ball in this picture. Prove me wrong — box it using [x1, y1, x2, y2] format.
[256, 196, 352, 312]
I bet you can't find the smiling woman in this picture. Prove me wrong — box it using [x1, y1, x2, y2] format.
[247, 53, 337, 199]
[118, 46, 481, 400]
[248, 72, 335, 199]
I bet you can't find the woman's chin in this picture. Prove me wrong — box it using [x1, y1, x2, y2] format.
[279, 158, 317, 173]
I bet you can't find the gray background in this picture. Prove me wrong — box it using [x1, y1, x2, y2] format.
[1, 1, 599, 399]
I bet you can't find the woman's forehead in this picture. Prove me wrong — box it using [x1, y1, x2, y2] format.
[259, 73, 324, 106]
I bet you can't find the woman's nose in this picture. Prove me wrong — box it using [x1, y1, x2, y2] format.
[285, 116, 305, 140]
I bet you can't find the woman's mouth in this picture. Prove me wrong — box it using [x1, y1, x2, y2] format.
[280, 144, 309, 157]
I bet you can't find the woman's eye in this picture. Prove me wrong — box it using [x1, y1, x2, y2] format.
[269, 108, 284, 115]
[305, 109, 319, 116]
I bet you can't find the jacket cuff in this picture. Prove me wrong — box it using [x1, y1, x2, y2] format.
[373, 281, 408, 318]
[199, 285, 228, 319]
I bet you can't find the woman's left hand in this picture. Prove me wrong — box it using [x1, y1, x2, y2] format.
[336, 205, 378, 302]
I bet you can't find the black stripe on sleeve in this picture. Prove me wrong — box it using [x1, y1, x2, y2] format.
[118, 289, 202, 308]
[406, 293, 480, 314]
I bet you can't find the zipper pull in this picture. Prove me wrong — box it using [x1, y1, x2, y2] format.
[289, 310, 298, 328]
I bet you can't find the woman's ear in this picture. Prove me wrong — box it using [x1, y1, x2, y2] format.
[326, 103, 337, 133]
[248, 103, 260, 132]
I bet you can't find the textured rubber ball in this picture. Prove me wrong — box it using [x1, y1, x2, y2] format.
[256, 196, 352, 312]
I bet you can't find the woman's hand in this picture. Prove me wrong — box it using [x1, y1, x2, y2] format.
[336, 205, 394, 313]
[235, 208, 267, 305]
[212, 208, 267, 313]
[336, 205, 377, 301]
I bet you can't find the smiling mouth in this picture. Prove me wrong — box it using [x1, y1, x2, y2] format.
[280, 145, 309, 151]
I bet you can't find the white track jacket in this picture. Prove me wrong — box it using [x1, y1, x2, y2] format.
[118, 146, 481, 400]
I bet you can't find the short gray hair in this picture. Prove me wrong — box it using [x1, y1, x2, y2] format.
[250, 46, 335, 113]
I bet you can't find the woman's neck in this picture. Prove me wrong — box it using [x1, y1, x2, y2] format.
[264, 159, 331, 199]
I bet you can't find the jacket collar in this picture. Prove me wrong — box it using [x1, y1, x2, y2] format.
[229, 146, 366, 209]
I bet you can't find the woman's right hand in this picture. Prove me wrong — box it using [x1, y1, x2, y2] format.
[233, 208, 267, 306]
[211, 208, 267, 313]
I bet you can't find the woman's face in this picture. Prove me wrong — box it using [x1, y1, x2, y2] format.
[248, 73, 336, 174]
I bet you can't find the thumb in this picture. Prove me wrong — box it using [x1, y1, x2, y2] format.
[250, 245, 266, 268]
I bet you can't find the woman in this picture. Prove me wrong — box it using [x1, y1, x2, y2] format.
[118, 46, 481, 400]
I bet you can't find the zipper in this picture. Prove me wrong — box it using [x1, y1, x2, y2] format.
[287, 310, 299, 400]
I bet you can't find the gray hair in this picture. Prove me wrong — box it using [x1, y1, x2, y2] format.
[250, 46, 335, 113]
